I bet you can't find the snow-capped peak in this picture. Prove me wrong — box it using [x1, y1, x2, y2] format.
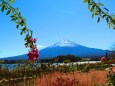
[50, 39, 78, 47]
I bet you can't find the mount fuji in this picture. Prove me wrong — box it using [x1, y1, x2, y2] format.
[39, 39, 107, 59]
[0, 39, 107, 60]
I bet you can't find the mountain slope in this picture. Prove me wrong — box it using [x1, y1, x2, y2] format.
[0, 39, 107, 60]
[0, 54, 28, 60]
[39, 39, 107, 59]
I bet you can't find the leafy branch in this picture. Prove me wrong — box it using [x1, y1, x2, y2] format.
[0, 0, 34, 48]
[84, 0, 115, 29]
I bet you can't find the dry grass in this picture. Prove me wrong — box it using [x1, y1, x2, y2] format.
[34, 70, 108, 86]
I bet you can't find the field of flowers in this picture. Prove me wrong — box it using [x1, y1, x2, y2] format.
[0, 61, 115, 86]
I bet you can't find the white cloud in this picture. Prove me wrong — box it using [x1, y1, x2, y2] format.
[37, 45, 44, 48]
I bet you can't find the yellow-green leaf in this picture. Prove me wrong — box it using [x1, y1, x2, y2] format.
[92, 13, 94, 19]
[10, 0, 15, 4]
[83, 0, 88, 3]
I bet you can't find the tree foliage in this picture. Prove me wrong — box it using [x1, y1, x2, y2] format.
[40, 55, 82, 63]
[0, 0, 39, 60]
[0, 0, 33, 47]
[84, 0, 115, 29]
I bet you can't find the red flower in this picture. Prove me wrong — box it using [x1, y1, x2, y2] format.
[28, 48, 39, 61]
[28, 37, 33, 43]
[101, 57, 106, 61]
[25, 45, 28, 48]
[34, 38, 38, 43]
[32, 45, 37, 49]
[27, 37, 39, 61]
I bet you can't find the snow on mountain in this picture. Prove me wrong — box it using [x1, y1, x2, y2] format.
[50, 39, 78, 47]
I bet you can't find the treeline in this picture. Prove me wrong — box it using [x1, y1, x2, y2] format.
[1, 54, 115, 64]
[40, 55, 82, 63]
[0, 55, 81, 64]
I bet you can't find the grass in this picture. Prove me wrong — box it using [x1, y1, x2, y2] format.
[0, 61, 114, 86]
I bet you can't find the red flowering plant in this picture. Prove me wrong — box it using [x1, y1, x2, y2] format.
[0, 0, 39, 60]
[26, 37, 39, 60]
[52, 77, 79, 86]
[101, 57, 106, 61]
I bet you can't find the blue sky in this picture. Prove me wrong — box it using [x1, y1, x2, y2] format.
[0, 0, 115, 58]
